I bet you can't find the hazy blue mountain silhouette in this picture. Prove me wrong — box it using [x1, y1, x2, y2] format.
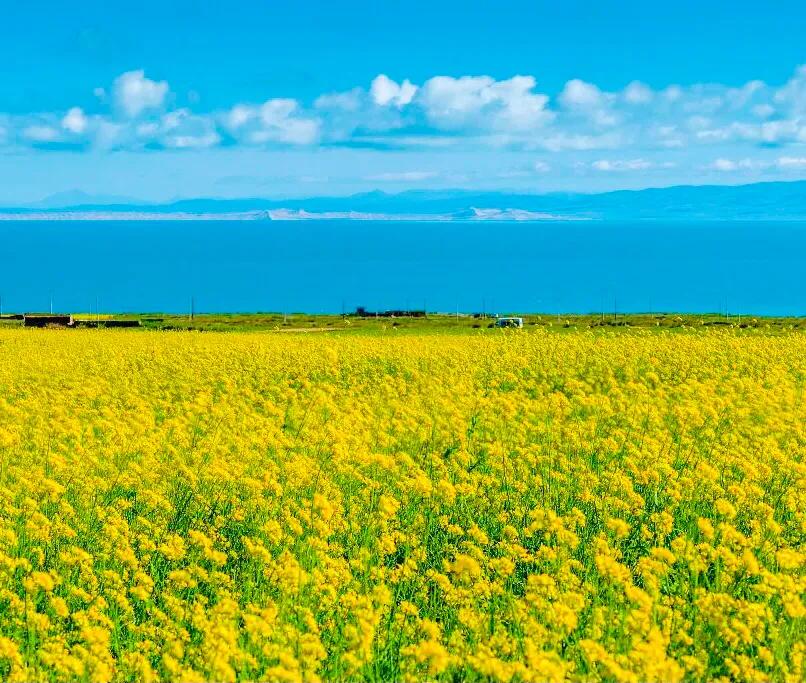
[7, 180, 806, 219]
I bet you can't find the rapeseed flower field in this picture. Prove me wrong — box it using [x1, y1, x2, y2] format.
[0, 327, 803, 682]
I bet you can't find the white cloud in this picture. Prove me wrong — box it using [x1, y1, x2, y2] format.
[725, 80, 765, 109]
[776, 156, 806, 169]
[92, 120, 123, 150]
[705, 155, 806, 173]
[707, 156, 806, 173]
[623, 81, 653, 105]
[653, 125, 685, 148]
[257, 100, 320, 144]
[13, 63, 806, 176]
[23, 125, 60, 142]
[773, 64, 806, 114]
[752, 103, 775, 118]
[419, 75, 552, 132]
[370, 75, 417, 108]
[418, 75, 493, 122]
[226, 104, 254, 129]
[135, 122, 159, 138]
[662, 85, 684, 102]
[691, 118, 806, 145]
[156, 109, 221, 149]
[314, 89, 363, 112]
[224, 99, 320, 145]
[560, 79, 606, 109]
[366, 170, 438, 181]
[681, 92, 723, 114]
[538, 132, 623, 152]
[591, 158, 653, 172]
[164, 132, 220, 149]
[113, 70, 169, 118]
[62, 107, 88, 134]
[558, 79, 618, 127]
[709, 158, 764, 172]
[710, 158, 738, 171]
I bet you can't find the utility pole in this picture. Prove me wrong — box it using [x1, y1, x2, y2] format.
[50, 293, 53, 315]
[191, 295, 195, 321]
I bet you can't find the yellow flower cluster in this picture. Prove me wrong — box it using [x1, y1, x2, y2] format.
[0, 327, 803, 681]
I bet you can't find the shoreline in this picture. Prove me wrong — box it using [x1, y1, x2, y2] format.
[0, 209, 592, 222]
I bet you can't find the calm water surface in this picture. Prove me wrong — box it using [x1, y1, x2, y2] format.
[1, 220, 804, 315]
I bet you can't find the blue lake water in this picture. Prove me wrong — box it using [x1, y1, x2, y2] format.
[1, 220, 804, 315]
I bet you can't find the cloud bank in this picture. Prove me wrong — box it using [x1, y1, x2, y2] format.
[6, 66, 806, 181]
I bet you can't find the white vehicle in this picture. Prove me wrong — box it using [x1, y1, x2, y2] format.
[495, 317, 524, 328]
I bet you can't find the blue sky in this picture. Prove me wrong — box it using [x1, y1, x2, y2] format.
[3, 0, 806, 203]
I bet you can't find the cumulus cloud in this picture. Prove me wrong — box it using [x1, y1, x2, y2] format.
[370, 75, 417, 108]
[773, 65, 806, 114]
[62, 107, 88, 134]
[623, 81, 653, 105]
[154, 109, 221, 149]
[419, 75, 552, 132]
[223, 99, 320, 145]
[558, 79, 619, 127]
[113, 70, 169, 118]
[560, 79, 606, 109]
[662, 85, 684, 103]
[7, 62, 806, 186]
[725, 80, 766, 109]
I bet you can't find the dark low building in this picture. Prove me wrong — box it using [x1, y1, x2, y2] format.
[354, 307, 426, 318]
[23, 314, 74, 327]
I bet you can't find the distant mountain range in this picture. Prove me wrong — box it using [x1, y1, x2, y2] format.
[4, 180, 806, 220]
